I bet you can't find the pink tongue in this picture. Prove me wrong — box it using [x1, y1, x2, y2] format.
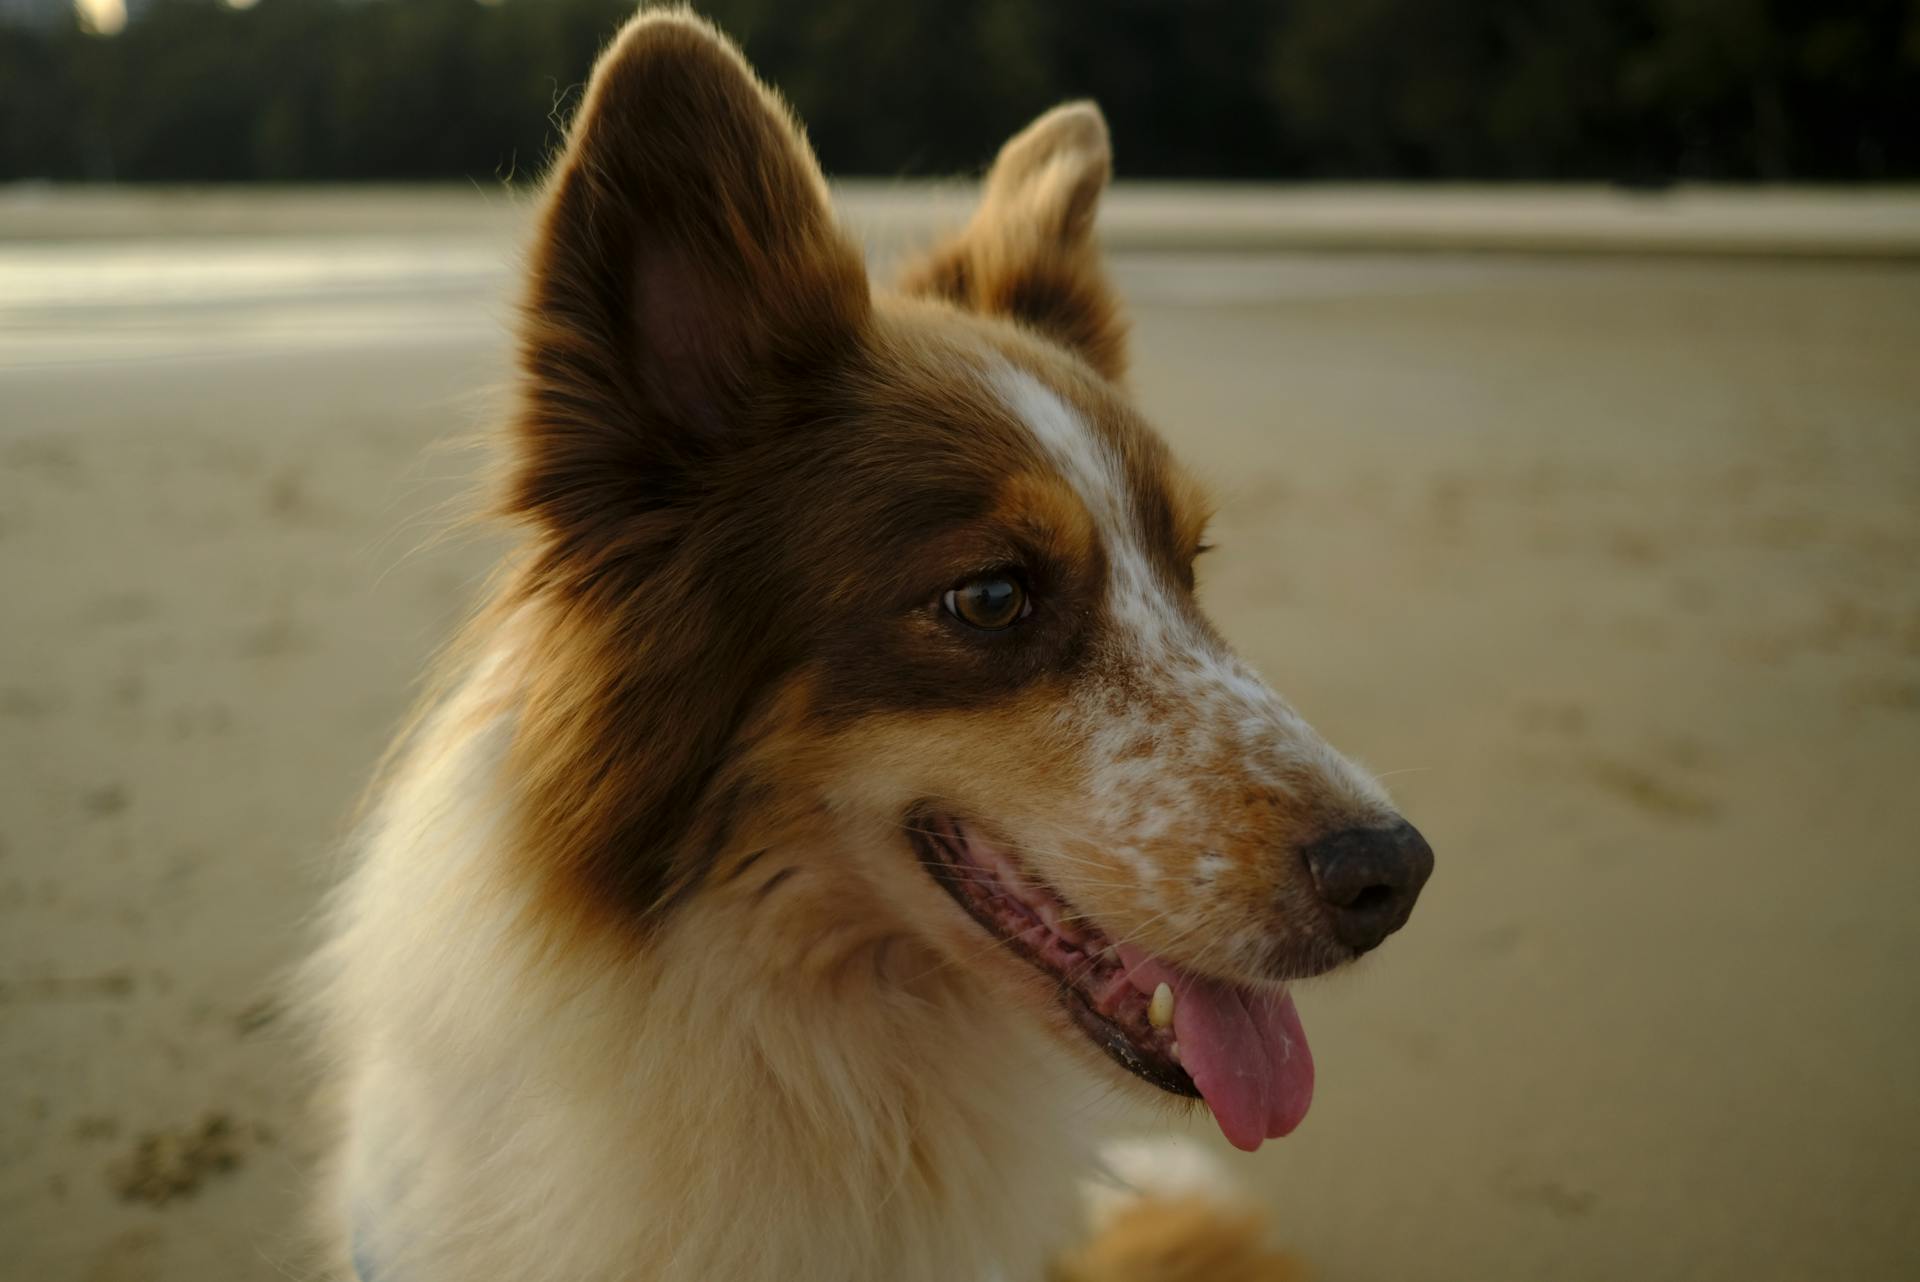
[1117, 947, 1314, 1152]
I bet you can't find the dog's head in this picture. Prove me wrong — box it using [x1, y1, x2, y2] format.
[502, 12, 1431, 1151]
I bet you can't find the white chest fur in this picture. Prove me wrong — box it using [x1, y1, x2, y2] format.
[312, 678, 1102, 1282]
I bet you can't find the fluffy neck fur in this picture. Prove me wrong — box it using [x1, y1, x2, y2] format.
[315, 646, 1100, 1282]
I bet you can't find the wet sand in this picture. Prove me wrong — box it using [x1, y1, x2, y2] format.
[2, 190, 1917, 1280]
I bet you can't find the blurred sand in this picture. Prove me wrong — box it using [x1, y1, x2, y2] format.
[2, 189, 1918, 1281]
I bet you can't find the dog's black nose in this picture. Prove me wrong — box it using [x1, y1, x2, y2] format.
[1302, 820, 1434, 952]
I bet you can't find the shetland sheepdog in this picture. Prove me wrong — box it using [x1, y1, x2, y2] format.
[310, 11, 1433, 1281]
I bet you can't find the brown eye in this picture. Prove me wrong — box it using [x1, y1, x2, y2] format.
[943, 574, 1029, 631]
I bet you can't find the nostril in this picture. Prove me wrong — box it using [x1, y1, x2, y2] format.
[1345, 884, 1396, 915]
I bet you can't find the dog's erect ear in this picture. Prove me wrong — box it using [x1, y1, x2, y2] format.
[511, 12, 868, 540]
[898, 102, 1126, 379]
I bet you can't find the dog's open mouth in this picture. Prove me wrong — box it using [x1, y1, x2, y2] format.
[912, 814, 1314, 1151]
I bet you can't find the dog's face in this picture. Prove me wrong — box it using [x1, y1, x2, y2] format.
[504, 14, 1431, 1152]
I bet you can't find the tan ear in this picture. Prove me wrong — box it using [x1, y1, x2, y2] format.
[898, 102, 1127, 379]
[511, 11, 869, 545]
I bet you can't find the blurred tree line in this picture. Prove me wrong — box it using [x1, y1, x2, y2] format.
[2, 0, 1915, 183]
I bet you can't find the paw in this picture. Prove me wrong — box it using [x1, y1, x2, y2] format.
[1052, 1195, 1306, 1282]
[1058, 1139, 1306, 1282]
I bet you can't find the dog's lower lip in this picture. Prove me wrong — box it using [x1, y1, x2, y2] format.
[909, 815, 1200, 1100]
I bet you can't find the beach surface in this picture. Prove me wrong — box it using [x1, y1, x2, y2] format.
[2, 186, 1918, 1281]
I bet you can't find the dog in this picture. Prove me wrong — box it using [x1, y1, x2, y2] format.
[308, 10, 1433, 1281]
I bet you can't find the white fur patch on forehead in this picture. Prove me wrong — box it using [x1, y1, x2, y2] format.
[988, 362, 1130, 532]
[988, 360, 1181, 658]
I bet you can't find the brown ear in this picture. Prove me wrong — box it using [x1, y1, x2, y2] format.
[510, 11, 869, 545]
[898, 102, 1126, 379]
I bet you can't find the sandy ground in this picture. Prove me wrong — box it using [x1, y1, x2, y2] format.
[2, 190, 1918, 1281]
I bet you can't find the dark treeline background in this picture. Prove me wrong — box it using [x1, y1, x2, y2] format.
[3, 0, 1916, 184]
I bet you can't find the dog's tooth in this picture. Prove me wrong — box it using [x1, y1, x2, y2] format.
[1148, 982, 1175, 1029]
[1169, 1042, 1181, 1063]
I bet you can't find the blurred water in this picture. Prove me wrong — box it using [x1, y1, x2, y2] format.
[0, 237, 509, 367]
[8, 182, 1915, 371]
[0, 232, 1561, 372]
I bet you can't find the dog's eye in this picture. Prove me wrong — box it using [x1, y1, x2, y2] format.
[943, 574, 1029, 631]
